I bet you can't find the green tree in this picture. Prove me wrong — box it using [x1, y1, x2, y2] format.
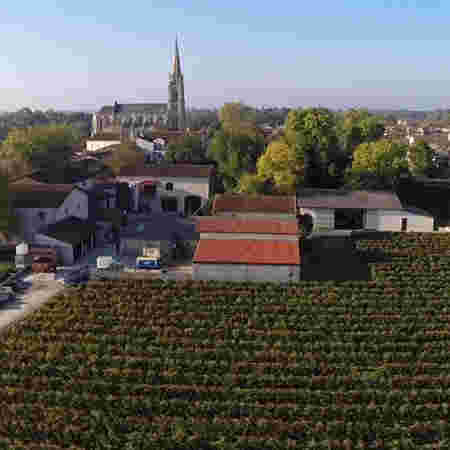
[407, 140, 434, 177]
[218, 102, 257, 138]
[346, 139, 409, 189]
[165, 135, 207, 163]
[235, 173, 274, 195]
[0, 170, 19, 236]
[0, 124, 79, 174]
[103, 142, 146, 176]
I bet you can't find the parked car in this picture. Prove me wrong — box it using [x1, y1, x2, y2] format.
[0, 286, 15, 304]
[32, 256, 57, 273]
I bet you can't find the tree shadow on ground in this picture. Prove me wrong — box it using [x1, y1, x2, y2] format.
[301, 236, 372, 282]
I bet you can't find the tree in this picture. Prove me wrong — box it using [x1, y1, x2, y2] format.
[103, 142, 146, 175]
[165, 135, 207, 163]
[207, 104, 266, 192]
[0, 170, 19, 236]
[346, 139, 409, 189]
[235, 173, 274, 195]
[0, 124, 79, 175]
[256, 136, 303, 194]
[218, 102, 258, 138]
[407, 140, 434, 177]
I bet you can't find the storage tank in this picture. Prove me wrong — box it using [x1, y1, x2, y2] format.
[15, 242, 32, 269]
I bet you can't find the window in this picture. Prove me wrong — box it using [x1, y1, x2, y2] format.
[38, 211, 46, 222]
[165, 182, 173, 191]
[78, 203, 81, 209]
[401, 218, 407, 232]
[65, 208, 69, 215]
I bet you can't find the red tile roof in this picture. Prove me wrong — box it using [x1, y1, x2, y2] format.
[195, 217, 298, 234]
[117, 164, 215, 178]
[193, 239, 300, 265]
[212, 194, 297, 215]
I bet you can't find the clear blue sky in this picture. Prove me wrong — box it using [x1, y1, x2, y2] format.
[1, 0, 449, 111]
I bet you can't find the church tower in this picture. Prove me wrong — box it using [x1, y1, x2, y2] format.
[168, 38, 186, 130]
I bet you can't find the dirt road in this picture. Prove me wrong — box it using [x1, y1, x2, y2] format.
[0, 273, 66, 335]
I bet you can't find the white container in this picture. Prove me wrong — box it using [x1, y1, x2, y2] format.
[16, 242, 29, 256]
[97, 256, 114, 269]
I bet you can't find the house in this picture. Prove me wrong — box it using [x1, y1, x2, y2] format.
[85, 133, 121, 152]
[9, 178, 90, 242]
[297, 189, 434, 232]
[192, 239, 300, 283]
[115, 163, 216, 216]
[212, 194, 297, 220]
[34, 216, 101, 265]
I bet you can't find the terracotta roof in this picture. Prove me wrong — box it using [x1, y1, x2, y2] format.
[9, 180, 76, 208]
[193, 239, 300, 265]
[117, 164, 215, 178]
[212, 194, 297, 215]
[195, 217, 298, 234]
[297, 189, 402, 210]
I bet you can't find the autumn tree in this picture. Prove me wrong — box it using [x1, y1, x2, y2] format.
[0, 124, 79, 177]
[346, 139, 409, 189]
[407, 140, 434, 177]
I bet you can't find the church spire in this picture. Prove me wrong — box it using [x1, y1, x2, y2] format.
[173, 36, 181, 76]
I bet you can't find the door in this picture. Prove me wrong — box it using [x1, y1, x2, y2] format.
[401, 218, 407, 232]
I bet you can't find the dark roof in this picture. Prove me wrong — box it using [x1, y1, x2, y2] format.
[193, 239, 300, 265]
[212, 194, 297, 215]
[196, 217, 299, 235]
[40, 216, 100, 245]
[99, 103, 168, 114]
[117, 164, 215, 178]
[297, 189, 402, 210]
[9, 179, 77, 208]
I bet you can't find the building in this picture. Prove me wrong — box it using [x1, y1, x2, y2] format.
[297, 189, 434, 232]
[93, 38, 187, 137]
[212, 194, 298, 220]
[115, 163, 216, 216]
[9, 178, 90, 242]
[193, 238, 300, 283]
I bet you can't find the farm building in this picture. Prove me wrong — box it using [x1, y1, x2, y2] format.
[212, 194, 297, 220]
[116, 164, 215, 216]
[297, 189, 434, 232]
[195, 216, 299, 241]
[193, 239, 300, 283]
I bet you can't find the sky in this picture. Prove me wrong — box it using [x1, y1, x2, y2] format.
[0, 0, 450, 112]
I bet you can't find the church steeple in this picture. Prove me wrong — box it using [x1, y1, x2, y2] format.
[168, 37, 186, 130]
[173, 36, 181, 76]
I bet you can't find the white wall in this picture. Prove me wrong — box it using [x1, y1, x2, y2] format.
[193, 263, 300, 283]
[135, 138, 154, 152]
[86, 140, 121, 152]
[200, 232, 298, 241]
[34, 234, 74, 266]
[366, 209, 434, 232]
[301, 208, 334, 230]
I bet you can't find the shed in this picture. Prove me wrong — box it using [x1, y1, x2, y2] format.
[212, 193, 297, 220]
[297, 189, 434, 232]
[193, 239, 300, 283]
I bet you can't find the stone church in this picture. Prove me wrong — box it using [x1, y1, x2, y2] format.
[92, 39, 187, 137]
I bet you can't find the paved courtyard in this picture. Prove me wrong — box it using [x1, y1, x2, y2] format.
[73, 211, 197, 275]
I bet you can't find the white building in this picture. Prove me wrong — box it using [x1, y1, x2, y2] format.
[116, 164, 216, 216]
[297, 189, 434, 232]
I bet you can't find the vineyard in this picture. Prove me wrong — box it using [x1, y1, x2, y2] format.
[0, 232, 450, 449]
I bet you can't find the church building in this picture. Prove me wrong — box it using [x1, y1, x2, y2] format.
[92, 38, 187, 137]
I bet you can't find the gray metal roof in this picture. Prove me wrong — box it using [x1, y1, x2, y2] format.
[99, 103, 168, 114]
[297, 189, 403, 210]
